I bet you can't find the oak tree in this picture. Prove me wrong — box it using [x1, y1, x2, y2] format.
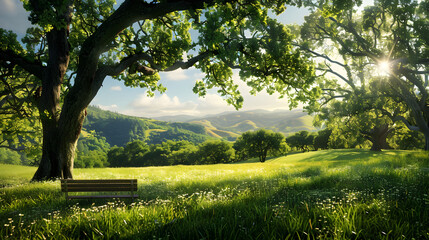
[234, 129, 284, 162]
[295, 1, 428, 150]
[1, 0, 324, 180]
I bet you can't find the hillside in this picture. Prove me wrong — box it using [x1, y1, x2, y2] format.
[188, 109, 317, 136]
[83, 107, 317, 147]
[83, 106, 214, 146]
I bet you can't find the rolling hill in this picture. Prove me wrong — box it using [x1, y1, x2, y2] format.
[187, 109, 317, 136]
[83, 107, 317, 147]
[83, 106, 214, 146]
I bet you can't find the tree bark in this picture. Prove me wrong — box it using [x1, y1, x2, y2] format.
[362, 124, 392, 151]
[425, 133, 429, 151]
[32, 4, 73, 181]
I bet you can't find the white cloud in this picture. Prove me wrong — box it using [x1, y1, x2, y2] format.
[110, 86, 122, 91]
[0, 0, 33, 35]
[119, 82, 291, 118]
[230, 70, 291, 112]
[163, 69, 189, 81]
[4, 0, 16, 11]
[193, 71, 205, 79]
[94, 70, 298, 119]
[96, 104, 118, 111]
[108, 90, 235, 118]
[124, 92, 199, 117]
[131, 93, 181, 108]
[195, 93, 236, 114]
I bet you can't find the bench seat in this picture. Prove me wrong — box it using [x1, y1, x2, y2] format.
[61, 179, 138, 200]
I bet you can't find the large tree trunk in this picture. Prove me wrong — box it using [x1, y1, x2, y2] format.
[423, 127, 429, 151]
[32, 6, 74, 181]
[362, 124, 392, 151]
[419, 112, 429, 151]
[32, 109, 86, 180]
[31, 0, 124, 180]
[32, 118, 60, 180]
[408, 108, 429, 151]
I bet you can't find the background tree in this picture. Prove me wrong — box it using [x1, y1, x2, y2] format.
[143, 140, 195, 166]
[311, 92, 398, 151]
[75, 131, 110, 168]
[325, 119, 369, 149]
[295, 1, 428, 150]
[313, 128, 331, 150]
[197, 140, 234, 164]
[286, 130, 314, 151]
[123, 140, 150, 166]
[234, 129, 284, 162]
[391, 124, 425, 150]
[0, 0, 323, 180]
[0, 148, 23, 165]
[293, 11, 402, 151]
[167, 142, 199, 165]
[106, 146, 126, 167]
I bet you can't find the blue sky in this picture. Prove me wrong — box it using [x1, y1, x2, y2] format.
[0, 0, 371, 118]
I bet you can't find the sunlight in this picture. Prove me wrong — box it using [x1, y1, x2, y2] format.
[377, 60, 391, 76]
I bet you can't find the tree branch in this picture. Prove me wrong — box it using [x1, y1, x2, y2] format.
[0, 145, 26, 152]
[392, 115, 420, 131]
[80, 0, 217, 62]
[316, 66, 355, 89]
[0, 50, 44, 79]
[293, 43, 347, 68]
[164, 51, 212, 71]
[98, 50, 213, 78]
[328, 17, 378, 60]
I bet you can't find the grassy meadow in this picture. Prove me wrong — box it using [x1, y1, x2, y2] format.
[1, 149, 428, 239]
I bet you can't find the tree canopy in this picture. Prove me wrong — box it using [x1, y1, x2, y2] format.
[3, 0, 346, 180]
[233, 129, 284, 162]
[294, 0, 428, 150]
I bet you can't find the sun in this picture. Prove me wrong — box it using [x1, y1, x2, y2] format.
[377, 60, 391, 76]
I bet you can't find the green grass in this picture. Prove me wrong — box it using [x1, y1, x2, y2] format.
[1, 149, 428, 239]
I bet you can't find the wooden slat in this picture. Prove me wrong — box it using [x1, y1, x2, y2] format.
[61, 183, 137, 188]
[61, 179, 138, 200]
[61, 179, 136, 183]
[62, 187, 137, 192]
[61, 186, 137, 192]
[68, 194, 139, 199]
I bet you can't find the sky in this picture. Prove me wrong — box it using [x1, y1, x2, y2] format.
[0, 0, 371, 118]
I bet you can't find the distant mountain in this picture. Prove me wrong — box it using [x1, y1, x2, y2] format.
[187, 109, 317, 136]
[188, 119, 240, 140]
[83, 106, 214, 147]
[83, 107, 316, 147]
[154, 115, 198, 122]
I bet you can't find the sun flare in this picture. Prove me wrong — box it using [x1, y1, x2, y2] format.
[377, 60, 391, 75]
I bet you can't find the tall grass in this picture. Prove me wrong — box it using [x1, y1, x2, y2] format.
[1, 149, 428, 239]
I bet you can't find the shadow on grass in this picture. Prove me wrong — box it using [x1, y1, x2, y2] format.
[297, 149, 406, 167]
[125, 164, 428, 240]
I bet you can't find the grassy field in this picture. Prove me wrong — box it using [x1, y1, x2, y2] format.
[1, 149, 428, 239]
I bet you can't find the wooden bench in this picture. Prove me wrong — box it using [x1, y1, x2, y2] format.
[61, 179, 138, 200]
